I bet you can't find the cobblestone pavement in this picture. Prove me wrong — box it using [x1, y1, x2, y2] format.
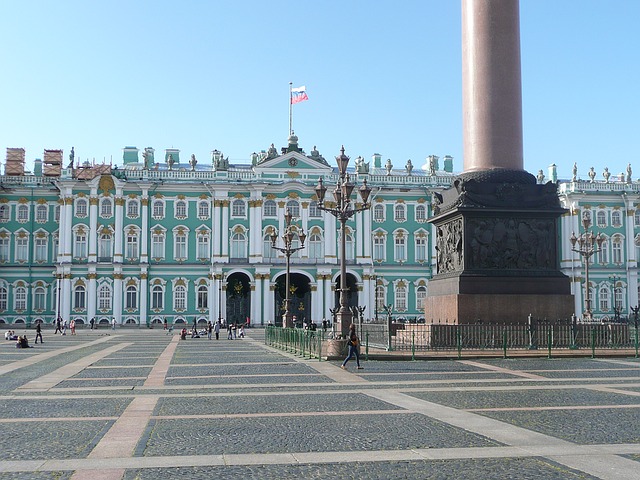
[1, 329, 640, 479]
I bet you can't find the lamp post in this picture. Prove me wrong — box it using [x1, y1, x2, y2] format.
[217, 272, 226, 325]
[271, 209, 306, 328]
[315, 146, 372, 337]
[609, 274, 622, 322]
[372, 274, 381, 323]
[570, 214, 604, 321]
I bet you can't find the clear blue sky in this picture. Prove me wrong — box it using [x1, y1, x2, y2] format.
[1, 1, 638, 181]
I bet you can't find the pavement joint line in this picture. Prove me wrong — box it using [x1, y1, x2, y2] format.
[457, 360, 548, 380]
[2, 444, 640, 473]
[15, 342, 132, 391]
[87, 395, 160, 460]
[547, 454, 640, 480]
[465, 403, 640, 412]
[150, 409, 412, 420]
[587, 385, 640, 396]
[595, 358, 640, 368]
[0, 416, 119, 423]
[143, 334, 179, 388]
[0, 335, 117, 377]
[364, 388, 640, 480]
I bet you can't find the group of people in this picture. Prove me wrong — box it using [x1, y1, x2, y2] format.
[178, 319, 248, 341]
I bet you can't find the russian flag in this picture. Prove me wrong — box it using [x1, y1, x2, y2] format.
[291, 86, 309, 104]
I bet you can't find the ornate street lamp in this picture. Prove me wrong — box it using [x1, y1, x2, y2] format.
[315, 146, 372, 337]
[217, 272, 226, 325]
[609, 274, 622, 322]
[271, 210, 306, 328]
[570, 213, 604, 321]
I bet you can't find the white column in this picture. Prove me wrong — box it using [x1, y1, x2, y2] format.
[315, 274, 324, 322]
[140, 195, 149, 263]
[61, 275, 71, 321]
[221, 200, 229, 258]
[263, 275, 272, 325]
[57, 199, 67, 264]
[113, 275, 123, 325]
[252, 276, 262, 325]
[63, 198, 73, 263]
[212, 200, 221, 259]
[208, 274, 216, 325]
[88, 196, 98, 262]
[356, 210, 363, 260]
[87, 273, 97, 322]
[114, 195, 124, 263]
[140, 273, 148, 326]
[325, 212, 337, 262]
[363, 209, 372, 260]
[324, 275, 333, 321]
[362, 275, 371, 320]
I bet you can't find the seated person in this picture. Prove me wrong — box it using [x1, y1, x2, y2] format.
[5, 331, 11, 340]
[180, 328, 187, 340]
[20, 336, 30, 348]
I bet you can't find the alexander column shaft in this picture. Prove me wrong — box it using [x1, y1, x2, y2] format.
[462, 0, 523, 172]
[425, 0, 574, 325]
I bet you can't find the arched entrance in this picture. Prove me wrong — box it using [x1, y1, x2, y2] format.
[273, 272, 312, 327]
[334, 273, 359, 320]
[226, 272, 251, 326]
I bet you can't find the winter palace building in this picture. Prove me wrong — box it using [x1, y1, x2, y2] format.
[0, 135, 638, 327]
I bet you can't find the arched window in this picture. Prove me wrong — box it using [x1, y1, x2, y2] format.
[14, 286, 27, 310]
[127, 200, 139, 218]
[0, 236, 8, 262]
[175, 200, 187, 218]
[415, 204, 426, 221]
[599, 287, 609, 311]
[74, 285, 86, 310]
[416, 285, 427, 311]
[0, 285, 7, 311]
[17, 204, 29, 222]
[0, 204, 9, 221]
[152, 200, 164, 219]
[597, 210, 607, 227]
[309, 201, 321, 217]
[309, 233, 324, 259]
[373, 235, 385, 262]
[198, 201, 210, 218]
[596, 238, 608, 264]
[263, 200, 277, 217]
[197, 285, 208, 309]
[286, 200, 300, 218]
[263, 233, 275, 258]
[612, 210, 622, 227]
[36, 204, 48, 222]
[374, 204, 385, 222]
[101, 198, 112, 217]
[394, 204, 405, 222]
[98, 284, 112, 310]
[232, 199, 246, 217]
[231, 232, 247, 259]
[33, 287, 46, 311]
[126, 285, 138, 309]
[174, 285, 187, 311]
[152, 285, 164, 309]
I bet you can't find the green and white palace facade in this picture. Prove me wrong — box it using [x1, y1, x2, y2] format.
[0, 135, 639, 326]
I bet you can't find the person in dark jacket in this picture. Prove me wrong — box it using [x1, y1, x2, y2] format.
[341, 323, 363, 370]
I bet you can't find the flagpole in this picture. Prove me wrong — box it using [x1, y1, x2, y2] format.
[289, 82, 293, 135]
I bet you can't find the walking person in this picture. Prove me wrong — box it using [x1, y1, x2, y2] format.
[341, 323, 363, 370]
[111, 317, 116, 330]
[62, 318, 68, 336]
[90, 317, 95, 330]
[227, 323, 233, 340]
[70, 319, 76, 335]
[207, 321, 212, 340]
[54, 317, 62, 335]
[214, 320, 220, 340]
[163, 318, 168, 331]
[35, 323, 43, 344]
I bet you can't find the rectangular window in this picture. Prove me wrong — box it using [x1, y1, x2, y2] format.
[16, 237, 28, 261]
[127, 201, 139, 218]
[373, 237, 385, 262]
[126, 288, 138, 309]
[35, 238, 47, 262]
[74, 289, 86, 310]
[175, 234, 187, 259]
[415, 237, 426, 262]
[126, 234, 139, 259]
[15, 288, 27, 310]
[34, 289, 45, 310]
[75, 233, 87, 258]
[612, 241, 623, 264]
[395, 288, 407, 311]
[0, 238, 9, 262]
[394, 236, 406, 262]
[152, 234, 165, 259]
[36, 205, 48, 222]
[197, 235, 210, 259]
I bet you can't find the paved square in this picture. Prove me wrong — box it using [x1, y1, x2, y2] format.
[1, 328, 640, 479]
